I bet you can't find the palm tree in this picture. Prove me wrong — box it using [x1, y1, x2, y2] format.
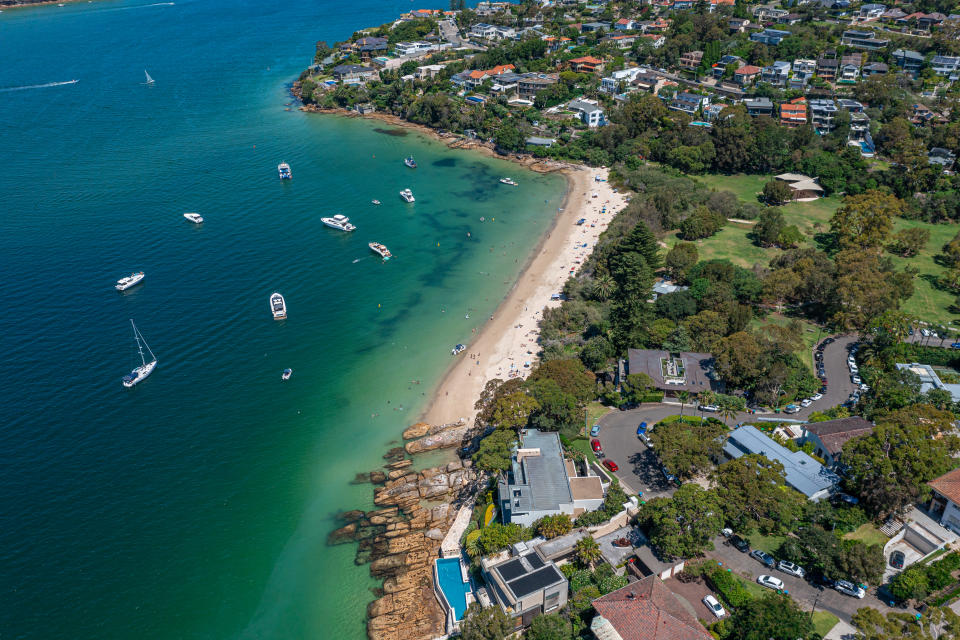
[575, 535, 602, 569]
[697, 390, 716, 421]
[677, 390, 690, 417]
[592, 274, 615, 301]
[717, 397, 737, 427]
[936, 324, 949, 347]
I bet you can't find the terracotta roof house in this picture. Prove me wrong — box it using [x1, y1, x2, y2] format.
[780, 98, 807, 127]
[928, 468, 960, 534]
[800, 417, 874, 468]
[569, 56, 606, 73]
[591, 576, 713, 640]
[733, 64, 762, 86]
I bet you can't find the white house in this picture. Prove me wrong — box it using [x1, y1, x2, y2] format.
[601, 67, 644, 93]
[568, 98, 606, 127]
[469, 22, 499, 40]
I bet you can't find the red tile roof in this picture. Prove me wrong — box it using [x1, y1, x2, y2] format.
[570, 56, 605, 64]
[592, 576, 713, 640]
[930, 468, 960, 505]
[735, 65, 762, 75]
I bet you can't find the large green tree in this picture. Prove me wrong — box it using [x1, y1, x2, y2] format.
[460, 602, 512, 640]
[829, 190, 904, 251]
[640, 483, 723, 558]
[727, 593, 813, 640]
[649, 418, 726, 480]
[712, 454, 805, 534]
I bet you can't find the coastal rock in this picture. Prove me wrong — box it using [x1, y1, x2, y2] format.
[385, 459, 413, 471]
[405, 424, 471, 454]
[387, 468, 410, 480]
[369, 470, 387, 484]
[383, 447, 406, 462]
[429, 503, 450, 522]
[425, 528, 444, 540]
[328, 522, 357, 545]
[446, 460, 463, 472]
[402, 422, 432, 439]
[339, 510, 365, 522]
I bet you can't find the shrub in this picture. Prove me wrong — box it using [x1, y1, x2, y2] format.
[706, 568, 755, 609]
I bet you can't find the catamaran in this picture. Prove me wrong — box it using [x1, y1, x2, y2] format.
[278, 163, 292, 180]
[115, 271, 145, 291]
[399, 189, 415, 203]
[183, 212, 204, 224]
[122, 320, 157, 387]
[369, 242, 392, 260]
[404, 156, 417, 168]
[270, 292, 287, 319]
[143, 70, 155, 85]
[321, 214, 356, 232]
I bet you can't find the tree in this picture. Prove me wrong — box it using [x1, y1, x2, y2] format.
[679, 205, 724, 240]
[727, 593, 813, 640]
[592, 273, 616, 301]
[753, 207, 786, 247]
[460, 602, 512, 640]
[528, 379, 580, 433]
[472, 430, 516, 472]
[477, 522, 533, 555]
[490, 391, 539, 431]
[713, 454, 805, 534]
[640, 483, 723, 558]
[829, 190, 904, 250]
[888, 227, 931, 258]
[665, 242, 698, 282]
[761, 180, 793, 205]
[713, 331, 766, 390]
[622, 373, 655, 404]
[649, 417, 726, 480]
[575, 535, 602, 568]
[534, 514, 573, 540]
[852, 606, 960, 640]
[526, 614, 573, 640]
[677, 390, 690, 417]
[889, 564, 930, 602]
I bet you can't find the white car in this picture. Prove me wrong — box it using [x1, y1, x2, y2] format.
[851, 375, 862, 384]
[859, 384, 869, 391]
[702, 594, 726, 618]
[699, 404, 719, 412]
[777, 560, 805, 578]
[811, 393, 823, 401]
[757, 575, 785, 590]
[834, 580, 866, 599]
[922, 328, 931, 337]
[849, 364, 859, 373]
[800, 399, 812, 407]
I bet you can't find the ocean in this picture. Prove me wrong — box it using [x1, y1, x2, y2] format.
[0, 1, 564, 637]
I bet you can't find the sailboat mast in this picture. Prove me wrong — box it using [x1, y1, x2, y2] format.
[130, 319, 146, 366]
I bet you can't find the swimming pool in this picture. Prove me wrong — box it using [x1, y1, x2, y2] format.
[435, 557, 471, 620]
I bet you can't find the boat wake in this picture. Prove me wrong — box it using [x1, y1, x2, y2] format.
[0, 79, 79, 93]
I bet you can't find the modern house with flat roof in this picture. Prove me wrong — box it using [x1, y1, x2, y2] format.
[896, 363, 960, 400]
[799, 417, 874, 469]
[481, 546, 568, 629]
[624, 349, 714, 394]
[724, 425, 839, 501]
[497, 429, 604, 526]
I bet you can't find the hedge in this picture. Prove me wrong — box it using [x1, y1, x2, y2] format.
[706, 567, 754, 609]
[658, 415, 725, 427]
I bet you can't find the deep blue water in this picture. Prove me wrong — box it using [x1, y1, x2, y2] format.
[0, 1, 562, 638]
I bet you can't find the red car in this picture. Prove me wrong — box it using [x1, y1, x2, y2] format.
[591, 438, 602, 453]
[603, 459, 619, 472]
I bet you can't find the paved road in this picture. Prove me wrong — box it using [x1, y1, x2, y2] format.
[706, 537, 896, 623]
[814, 335, 860, 412]
[439, 19, 465, 46]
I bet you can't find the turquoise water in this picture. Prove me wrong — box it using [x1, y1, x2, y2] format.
[0, 1, 563, 638]
[435, 557, 471, 620]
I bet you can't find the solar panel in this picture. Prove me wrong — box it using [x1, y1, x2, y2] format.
[526, 553, 545, 570]
[508, 566, 563, 598]
[496, 559, 527, 582]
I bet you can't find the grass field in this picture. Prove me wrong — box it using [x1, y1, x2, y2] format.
[690, 173, 960, 325]
[812, 611, 840, 637]
[747, 532, 788, 555]
[843, 523, 889, 548]
[751, 314, 822, 370]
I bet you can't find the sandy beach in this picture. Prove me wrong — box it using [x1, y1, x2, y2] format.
[420, 166, 629, 426]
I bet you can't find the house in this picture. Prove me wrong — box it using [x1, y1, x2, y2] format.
[669, 92, 709, 114]
[932, 55, 960, 80]
[624, 349, 714, 393]
[581, 21, 611, 32]
[885, 506, 957, 572]
[679, 51, 704, 69]
[733, 64, 762, 86]
[602, 67, 644, 94]
[838, 62, 860, 83]
[497, 429, 605, 526]
[709, 0, 735, 12]
[911, 102, 947, 125]
[841, 29, 889, 51]
[799, 417, 874, 469]
[415, 64, 446, 79]
[543, 35, 572, 53]
[761, 61, 791, 86]
[568, 98, 606, 127]
[604, 34, 637, 49]
[651, 278, 690, 299]
[817, 52, 839, 81]
[475, 0, 510, 15]
[394, 41, 438, 57]
[590, 576, 714, 640]
[859, 3, 886, 19]
[774, 172, 824, 199]
[750, 28, 792, 45]
[778, 13, 802, 24]
[919, 13, 946, 30]
[724, 425, 839, 501]
[745, 96, 774, 116]
[490, 73, 522, 95]
[481, 545, 568, 629]
[897, 363, 960, 398]
[615, 18, 637, 30]
[631, 71, 661, 93]
[518, 73, 559, 100]
[927, 468, 960, 534]
[754, 6, 789, 20]
[837, 98, 865, 112]
[728, 17, 750, 33]
[862, 61, 889, 76]
[929, 147, 958, 169]
[457, 64, 516, 90]
[332, 64, 378, 84]
[354, 36, 388, 60]
[569, 56, 606, 74]
[712, 54, 743, 79]
[469, 23, 498, 40]
[780, 98, 807, 127]
[893, 49, 924, 75]
[641, 34, 666, 49]
[882, 7, 907, 21]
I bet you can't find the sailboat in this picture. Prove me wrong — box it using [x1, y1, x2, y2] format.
[122, 320, 157, 388]
[143, 70, 155, 85]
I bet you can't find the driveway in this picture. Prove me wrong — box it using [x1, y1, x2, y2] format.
[811, 335, 859, 414]
[706, 536, 896, 623]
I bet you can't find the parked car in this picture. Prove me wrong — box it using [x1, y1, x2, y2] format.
[951, 342, 960, 349]
[834, 580, 866, 598]
[636, 422, 647, 435]
[729, 535, 750, 553]
[922, 328, 931, 337]
[639, 432, 652, 447]
[890, 550, 905, 569]
[591, 439, 602, 453]
[811, 392, 823, 401]
[703, 594, 726, 618]
[661, 466, 679, 486]
[721, 528, 733, 537]
[602, 459, 619, 473]
[757, 575, 785, 590]
[800, 398, 812, 407]
[590, 424, 600, 437]
[750, 549, 776, 568]
[699, 404, 719, 412]
[783, 404, 800, 414]
[851, 375, 862, 384]
[849, 364, 859, 374]
[778, 560, 805, 578]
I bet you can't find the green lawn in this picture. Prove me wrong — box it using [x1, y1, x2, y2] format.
[751, 314, 822, 370]
[732, 571, 770, 599]
[812, 611, 840, 637]
[586, 401, 612, 431]
[887, 218, 960, 325]
[666, 223, 776, 269]
[843, 523, 889, 548]
[747, 532, 788, 555]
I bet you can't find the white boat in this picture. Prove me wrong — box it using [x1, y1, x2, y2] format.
[321, 214, 356, 232]
[183, 212, 204, 224]
[371, 199, 381, 205]
[369, 242, 392, 260]
[115, 271, 145, 291]
[399, 189, 415, 203]
[452, 343, 466, 355]
[270, 292, 287, 319]
[404, 156, 417, 168]
[143, 70, 155, 85]
[122, 320, 157, 387]
[282, 368, 293, 380]
[278, 163, 292, 180]
[499, 178, 518, 186]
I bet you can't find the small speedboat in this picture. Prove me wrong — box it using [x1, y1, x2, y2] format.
[270, 292, 287, 319]
[399, 189, 415, 203]
[369, 242, 392, 260]
[183, 212, 204, 224]
[452, 343, 466, 355]
[499, 178, 518, 186]
[282, 368, 292, 380]
[278, 163, 292, 180]
[116, 271, 145, 291]
[372, 199, 381, 205]
[404, 156, 417, 168]
[321, 214, 356, 232]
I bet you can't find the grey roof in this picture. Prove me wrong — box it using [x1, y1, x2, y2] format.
[894, 49, 924, 61]
[724, 426, 839, 499]
[745, 97, 774, 108]
[488, 551, 566, 600]
[333, 64, 374, 74]
[626, 349, 713, 392]
[896, 363, 960, 399]
[568, 99, 603, 113]
[501, 430, 573, 513]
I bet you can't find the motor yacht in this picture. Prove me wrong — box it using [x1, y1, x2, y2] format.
[270, 292, 287, 319]
[404, 156, 417, 168]
[183, 212, 204, 224]
[399, 189, 415, 203]
[116, 272, 145, 291]
[321, 214, 356, 232]
[278, 163, 292, 179]
[369, 242, 392, 260]
[499, 178, 518, 186]
[282, 368, 293, 380]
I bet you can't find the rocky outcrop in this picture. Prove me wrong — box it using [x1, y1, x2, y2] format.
[401, 422, 432, 439]
[404, 420, 471, 454]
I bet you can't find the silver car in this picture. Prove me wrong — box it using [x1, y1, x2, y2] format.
[777, 560, 805, 578]
[757, 575, 785, 590]
[834, 580, 866, 598]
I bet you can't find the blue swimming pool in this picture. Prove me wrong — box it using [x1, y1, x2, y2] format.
[435, 558, 471, 620]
